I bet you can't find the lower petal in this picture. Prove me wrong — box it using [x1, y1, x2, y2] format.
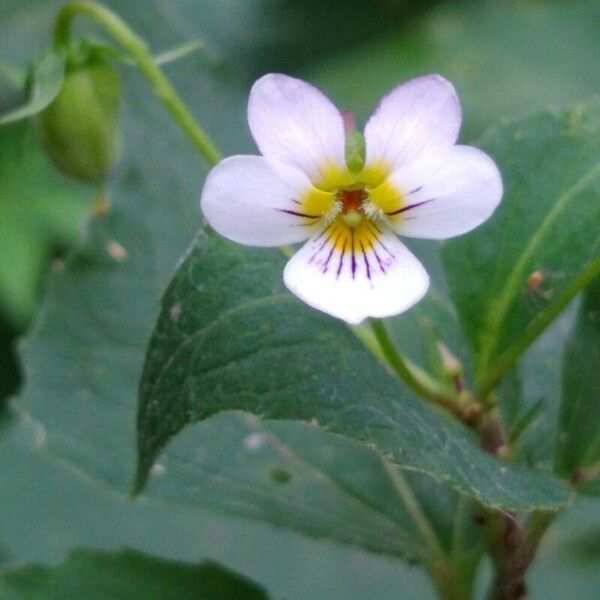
[283, 221, 429, 324]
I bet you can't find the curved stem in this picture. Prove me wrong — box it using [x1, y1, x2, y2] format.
[369, 318, 462, 414]
[53, 1, 221, 167]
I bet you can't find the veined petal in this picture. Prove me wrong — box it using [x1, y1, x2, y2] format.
[382, 145, 503, 239]
[248, 74, 347, 186]
[364, 75, 461, 173]
[200, 155, 322, 247]
[283, 221, 429, 324]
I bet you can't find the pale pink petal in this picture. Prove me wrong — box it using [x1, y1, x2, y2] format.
[200, 155, 319, 247]
[364, 75, 461, 172]
[248, 73, 346, 185]
[283, 223, 429, 323]
[383, 145, 502, 239]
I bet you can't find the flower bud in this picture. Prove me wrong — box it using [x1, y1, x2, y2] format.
[345, 131, 365, 174]
[40, 48, 122, 184]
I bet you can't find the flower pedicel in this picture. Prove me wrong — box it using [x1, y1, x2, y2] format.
[201, 74, 502, 323]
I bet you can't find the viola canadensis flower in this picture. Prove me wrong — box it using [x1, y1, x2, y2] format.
[201, 74, 502, 323]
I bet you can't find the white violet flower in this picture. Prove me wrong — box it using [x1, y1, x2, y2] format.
[200, 73, 502, 324]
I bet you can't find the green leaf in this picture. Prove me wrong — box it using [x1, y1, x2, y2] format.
[555, 276, 600, 490]
[0, 415, 436, 600]
[144, 410, 481, 563]
[0, 549, 268, 599]
[441, 100, 600, 397]
[0, 122, 92, 327]
[144, 411, 485, 592]
[136, 231, 569, 511]
[0, 50, 64, 125]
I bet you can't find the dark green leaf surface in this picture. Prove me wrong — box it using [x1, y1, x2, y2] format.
[0, 122, 91, 327]
[0, 415, 435, 600]
[0, 50, 64, 125]
[0, 549, 268, 599]
[146, 411, 422, 559]
[144, 410, 485, 567]
[137, 231, 569, 511]
[442, 100, 600, 396]
[555, 277, 600, 490]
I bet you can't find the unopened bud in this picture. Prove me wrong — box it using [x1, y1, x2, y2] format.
[345, 131, 365, 174]
[436, 341, 463, 378]
[40, 45, 122, 183]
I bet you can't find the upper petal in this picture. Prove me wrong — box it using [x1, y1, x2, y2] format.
[248, 74, 347, 186]
[381, 144, 503, 239]
[283, 221, 429, 324]
[364, 74, 461, 173]
[200, 155, 323, 247]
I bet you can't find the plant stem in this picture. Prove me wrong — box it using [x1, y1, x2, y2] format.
[483, 509, 557, 600]
[53, 1, 221, 168]
[369, 318, 465, 416]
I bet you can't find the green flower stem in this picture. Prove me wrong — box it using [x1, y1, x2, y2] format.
[53, 1, 221, 168]
[369, 318, 464, 415]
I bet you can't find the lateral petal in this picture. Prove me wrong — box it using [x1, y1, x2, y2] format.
[200, 155, 323, 247]
[383, 145, 503, 239]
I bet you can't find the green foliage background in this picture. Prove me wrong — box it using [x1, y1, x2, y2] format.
[1, 0, 599, 598]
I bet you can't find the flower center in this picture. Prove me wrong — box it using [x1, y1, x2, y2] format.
[338, 187, 367, 228]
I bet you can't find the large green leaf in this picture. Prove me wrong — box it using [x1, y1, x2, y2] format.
[0, 415, 435, 600]
[144, 410, 484, 593]
[136, 231, 569, 511]
[0, 549, 268, 599]
[554, 276, 600, 491]
[0, 122, 91, 327]
[144, 410, 483, 566]
[441, 100, 600, 397]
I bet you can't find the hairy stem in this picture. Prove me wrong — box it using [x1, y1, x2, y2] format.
[369, 318, 465, 414]
[483, 509, 556, 600]
[475, 406, 557, 600]
[53, 1, 221, 167]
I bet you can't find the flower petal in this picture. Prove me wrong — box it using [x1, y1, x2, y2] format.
[248, 74, 347, 186]
[200, 155, 322, 246]
[382, 145, 503, 239]
[364, 74, 461, 172]
[283, 221, 429, 324]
